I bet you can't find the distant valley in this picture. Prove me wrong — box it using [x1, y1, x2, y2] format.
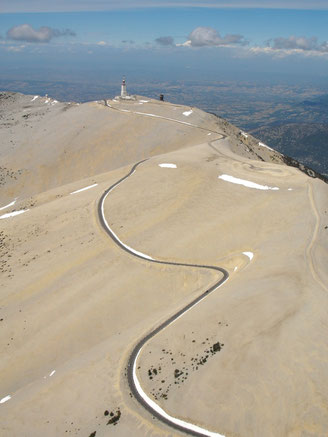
[250, 122, 328, 177]
[248, 94, 328, 177]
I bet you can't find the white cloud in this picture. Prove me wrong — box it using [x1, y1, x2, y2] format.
[5, 45, 26, 52]
[271, 35, 319, 51]
[178, 26, 248, 48]
[176, 40, 192, 47]
[155, 36, 174, 46]
[245, 35, 328, 58]
[248, 45, 328, 58]
[7, 24, 76, 43]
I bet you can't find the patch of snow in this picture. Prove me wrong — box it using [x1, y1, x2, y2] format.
[0, 395, 11, 404]
[51, 100, 58, 105]
[0, 199, 17, 211]
[44, 369, 56, 379]
[159, 163, 177, 168]
[0, 209, 29, 219]
[218, 174, 279, 191]
[31, 96, 39, 102]
[259, 142, 274, 151]
[70, 183, 98, 195]
[44, 99, 49, 104]
[243, 251, 254, 260]
[125, 110, 196, 128]
[136, 111, 159, 118]
[183, 110, 193, 116]
[241, 131, 248, 138]
[119, 239, 153, 260]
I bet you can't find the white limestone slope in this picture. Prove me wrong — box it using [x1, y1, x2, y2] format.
[0, 92, 327, 437]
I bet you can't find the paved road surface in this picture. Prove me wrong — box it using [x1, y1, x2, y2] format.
[98, 160, 229, 437]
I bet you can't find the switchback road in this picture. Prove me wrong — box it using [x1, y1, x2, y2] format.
[98, 160, 229, 437]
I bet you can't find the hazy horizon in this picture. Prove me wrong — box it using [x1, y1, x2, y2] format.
[1, 5, 328, 89]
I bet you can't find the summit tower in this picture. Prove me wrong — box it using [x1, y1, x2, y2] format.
[121, 77, 127, 98]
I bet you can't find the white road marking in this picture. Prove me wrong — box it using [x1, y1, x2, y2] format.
[0, 199, 17, 211]
[218, 174, 279, 191]
[159, 163, 177, 168]
[70, 183, 98, 195]
[0, 395, 11, 404]
[0, 209, 29, 219]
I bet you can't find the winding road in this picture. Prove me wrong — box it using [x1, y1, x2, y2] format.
[98, 160, 229, 437]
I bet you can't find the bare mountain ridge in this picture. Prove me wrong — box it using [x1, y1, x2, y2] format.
[1, 90, 328, 437]
[0, 91, 327, 207]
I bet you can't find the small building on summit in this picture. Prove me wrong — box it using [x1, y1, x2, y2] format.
[117, 77, 136, 101]
[121, 77, 127, 98]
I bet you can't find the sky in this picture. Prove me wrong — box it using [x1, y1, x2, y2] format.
[1, 1, 328, 87]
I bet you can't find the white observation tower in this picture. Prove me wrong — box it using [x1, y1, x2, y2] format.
[121, 77, 127, 98]
[115, 76, 135, 101]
